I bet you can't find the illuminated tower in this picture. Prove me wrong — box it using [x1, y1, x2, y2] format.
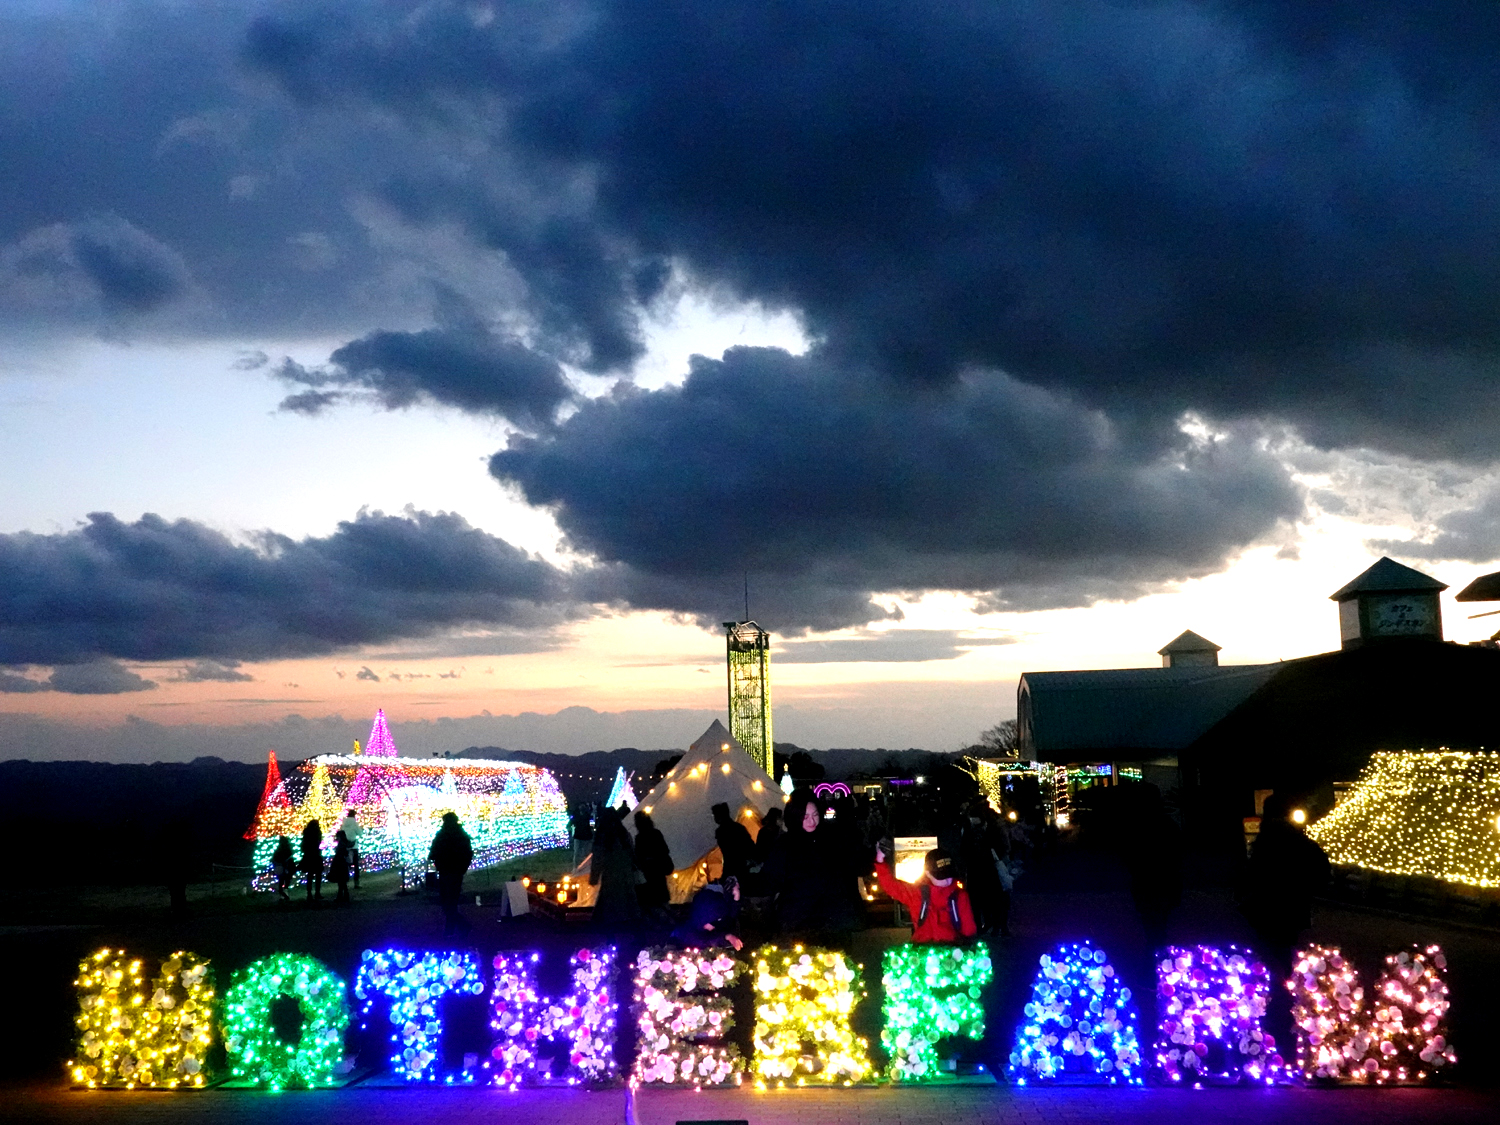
[725, 620, 773, 773]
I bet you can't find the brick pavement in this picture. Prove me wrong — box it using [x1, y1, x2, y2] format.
[6, 1083, 1499, 1125]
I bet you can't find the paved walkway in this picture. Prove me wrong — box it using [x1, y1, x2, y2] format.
[9, 1083, 1499, 1125]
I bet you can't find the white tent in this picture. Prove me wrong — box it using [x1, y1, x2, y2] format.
[577, 719, 785, 905]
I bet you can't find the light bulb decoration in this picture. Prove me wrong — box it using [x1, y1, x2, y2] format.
[221, 953, 350, 1089]
[69, 948, 215, 1089]
[881, 944, 993, 1082]
[489, 947, 618, 1088]
[1367, 945, 1456, 1083]
[1307, 750, 1500, 888]
[1153, 946, 1283, 1085]
[354, 950, 485, 1083]
[751, 945, 873, 1087]
[1287, 944, 1455, 1084]
[1288, 945, 1374, 1081]
[1008, 942, 1143, 1085]
[632, 947, 745, 1086]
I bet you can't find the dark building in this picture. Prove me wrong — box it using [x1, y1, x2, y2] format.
[1018, 558, 1500, 850]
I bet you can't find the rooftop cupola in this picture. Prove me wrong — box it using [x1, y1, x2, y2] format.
[1330, 557, 1447, 649]
[1158, 630, 1221, 668]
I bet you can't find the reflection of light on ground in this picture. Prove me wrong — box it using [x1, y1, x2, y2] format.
[894, 855, 926, 884]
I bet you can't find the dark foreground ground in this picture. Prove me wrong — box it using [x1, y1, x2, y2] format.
[8, 1083, 1499, 1125]
[4, 841, 1497, 1124]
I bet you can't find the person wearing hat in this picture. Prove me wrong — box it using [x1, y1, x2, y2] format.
[874, 843, 977, 943]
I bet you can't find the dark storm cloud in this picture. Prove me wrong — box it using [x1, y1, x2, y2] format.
[171, 659, 254, 683]
[0, 669, 49, 694]
[0, 509, 577, 667]
[275, 300, 574, 425]
[6, 1, 1500, 452]
[496, 347, 1302, 630]
[0, 660, 156, 694]
[240, 0, 1500, 459]
[47, 661, 158, 695]
[11, 0, 1500, 632]
[0, 214, 191, 320]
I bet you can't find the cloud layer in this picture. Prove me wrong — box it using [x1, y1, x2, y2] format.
[0, 509, 573, 667]
[496, 347, 1303, 629]
[6, 0, 1500, 658]
[237, 0, 1500, 458]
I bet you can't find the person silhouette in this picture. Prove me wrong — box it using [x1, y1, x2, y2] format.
[429, 812, 474, 935]
[300, 819, 324, 903]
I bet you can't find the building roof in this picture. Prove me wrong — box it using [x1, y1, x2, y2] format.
[1329, 557, 1447, 601]
[1187, 642, 1500, 796]
[1158, 629, 1221, 656]
[1455, 570, 1500, 602]
[1018, 663, 1280, 760]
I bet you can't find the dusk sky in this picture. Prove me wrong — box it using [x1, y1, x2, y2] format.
[4, 0, 1500, 762]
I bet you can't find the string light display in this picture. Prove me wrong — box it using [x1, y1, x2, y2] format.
[1008, 943, 1143, 1085]
[1307, 750, 1500, 887]
[1287, 944, 1456, 1084]
[751, 945, 873, 1087]
[969, 758, 1040, 814]
[606, 767, 638, 811]
[1153, 946, 1282, 1085]
[354, 950, 485, 1082]
[1288, 945, 1374, 1081]
[246, 712, 569, 891]
[489, 947, 618, 1088]
[69, 949, 214, 1089]
[363, 709, 399, 756]
[632, 947, 744, 1086]
[222, 953, 350, 1089]
[881, 944, 993, 1082]
[1367, 945, 1456, 1082]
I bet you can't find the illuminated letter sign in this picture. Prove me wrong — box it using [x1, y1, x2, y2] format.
[489, 946, 618, 1088]
[222, 953, 350, 1089]
[632, 946, 744, 1086]
[1288, 943, 1455, 1084]
[1008, 942, 1142, 1084]
[355, 949, 485, 1082]
[752, 945, 872, 1087]
[69, 948, 215, 1089]
[881, 944, 992, 1081]
[1154, 945, 1281, 1084]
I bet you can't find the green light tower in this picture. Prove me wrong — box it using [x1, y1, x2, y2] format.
[725, 620, 773, 774]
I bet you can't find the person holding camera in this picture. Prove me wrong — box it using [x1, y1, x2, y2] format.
[874, 843, 977, 943]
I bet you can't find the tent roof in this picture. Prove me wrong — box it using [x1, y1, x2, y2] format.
[635, 719, 785, 871]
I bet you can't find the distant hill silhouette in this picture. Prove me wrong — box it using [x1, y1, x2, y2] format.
[0, 743, 965, 888]
[0, 757, 266, 889]
[457, 743, 964, 802]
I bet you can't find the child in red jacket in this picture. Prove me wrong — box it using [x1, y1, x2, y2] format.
[875, 844, 977, 943]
